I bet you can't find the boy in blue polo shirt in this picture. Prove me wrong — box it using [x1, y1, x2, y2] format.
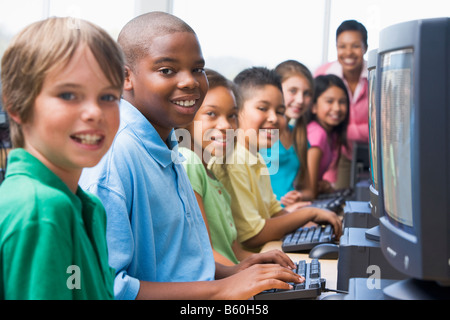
[80, 11, 301, 300]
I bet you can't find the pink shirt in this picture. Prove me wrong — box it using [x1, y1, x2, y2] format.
[307, 120, 339, 180]
[315, 60, 369, 182]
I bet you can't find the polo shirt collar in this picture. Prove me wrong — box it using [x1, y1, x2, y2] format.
[5, 148, 87, 211]
[235, 142, 267, 169]
[119, 99, 184, 168]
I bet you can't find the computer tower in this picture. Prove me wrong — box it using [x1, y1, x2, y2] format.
[342, 201, 378, 229]
[337, 227, 407, 291]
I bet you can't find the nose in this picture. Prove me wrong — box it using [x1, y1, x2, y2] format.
[267, 109, 279, 124]
[295, 92, 304, 105]
[81, 100, 102, 122]
[216, 116, 233, 130]
[178, 71, 200, 90]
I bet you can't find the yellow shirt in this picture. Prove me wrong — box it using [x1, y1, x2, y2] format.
[210, 142, 282, 245]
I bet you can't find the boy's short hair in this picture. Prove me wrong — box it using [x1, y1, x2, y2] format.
[336, 19, 368, 49]
[118, 11, 196, 72]
[233, 67, 282, 109]
[1, 17, 125, 148]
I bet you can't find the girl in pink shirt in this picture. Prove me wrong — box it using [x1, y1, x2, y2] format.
[306, 75, 350, 195]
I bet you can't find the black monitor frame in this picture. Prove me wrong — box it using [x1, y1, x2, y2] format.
[367, 48, 381, 220]
[377, 18, 450, 288]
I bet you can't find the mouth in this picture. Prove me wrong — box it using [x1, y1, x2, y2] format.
[70, 133, 104, 146]
[172, 99, 197, 107]
[341, 58, 358, 66]
[260, 128, 278, 135]
[288, 106, 303, 114]
[171, 97, 200, 115]
[328, 114, 343, 122]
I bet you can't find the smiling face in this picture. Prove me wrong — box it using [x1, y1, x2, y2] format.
[237, 85, 285, 152]
[282, 74, 313, 121]
[123, 31, 208, 142]
[186, 86, 238, 164]
[336, 30, 367, 76]
[312, 85, 348, 132]
[20, 44, 121, 189]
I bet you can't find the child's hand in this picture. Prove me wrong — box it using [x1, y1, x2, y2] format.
[280, 190, 306, 207]
[236, 249, 296, 271]
[218, 264, 304, 300]
[284, 200, 312, 212]
[311, 208, 343, 239]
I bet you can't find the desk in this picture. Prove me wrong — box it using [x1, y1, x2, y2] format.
[261, 241, 338, 293]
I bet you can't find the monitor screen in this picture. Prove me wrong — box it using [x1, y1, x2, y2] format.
[368, 58, 378, 189]
[379, 49, 414, 230]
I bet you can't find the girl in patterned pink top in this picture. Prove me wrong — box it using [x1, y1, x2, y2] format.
[306, 75, 350, 195]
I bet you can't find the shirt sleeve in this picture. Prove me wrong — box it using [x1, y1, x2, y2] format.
[307, 122, 328, 151]
[222, 165, 266, 243]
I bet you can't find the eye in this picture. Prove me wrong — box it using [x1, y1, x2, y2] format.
[59, 92, 76, 101]
[101, 94, 119, 102]
[193, 67, 205, 74]
[339, 99, 348, 106]
[159, 68, 174, 75]
[206, 111, 216, 117]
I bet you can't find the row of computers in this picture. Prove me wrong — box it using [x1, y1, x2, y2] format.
[256, 17, 450, 300]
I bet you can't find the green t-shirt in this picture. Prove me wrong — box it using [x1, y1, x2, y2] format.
[0, 149, 115, 300]
[180, 148, 239, 264]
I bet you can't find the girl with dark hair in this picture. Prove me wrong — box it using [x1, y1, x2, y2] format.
[305, 74, 350, 195]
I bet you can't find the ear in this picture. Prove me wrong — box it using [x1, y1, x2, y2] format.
[311, 103, 318, 114]
[6, 109, 23, 125]
[123, 65, 134, 92]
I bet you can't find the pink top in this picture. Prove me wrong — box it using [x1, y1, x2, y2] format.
[307, 120, 339, 180]
[315, 60, 369, 183]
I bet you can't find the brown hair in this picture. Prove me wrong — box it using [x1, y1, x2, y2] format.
[274, 60, 314, 189]
[1, 17, 125, 147]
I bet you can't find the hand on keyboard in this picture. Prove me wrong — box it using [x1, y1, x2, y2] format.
[218, 263, 304, 300]
[254, 259, 325, 300]
[235, 249, 296, 271]
[309, 207, 342, 240]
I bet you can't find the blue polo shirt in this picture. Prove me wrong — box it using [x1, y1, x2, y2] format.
[80, 99, 215, 300]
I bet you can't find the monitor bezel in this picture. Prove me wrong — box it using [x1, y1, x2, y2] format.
[377, 17, 450, 281]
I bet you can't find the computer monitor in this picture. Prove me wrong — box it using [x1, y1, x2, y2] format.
[367, 49, 381, 219]
[377, 17, 450, 299]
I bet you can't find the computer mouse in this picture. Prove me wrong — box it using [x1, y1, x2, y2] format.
[308, 243, 339, 260]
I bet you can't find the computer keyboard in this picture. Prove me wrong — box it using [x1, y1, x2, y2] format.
[316, 188, 353, 200]
[254, 259, 325, 300]
[307, 196, 346, 212]
[281, 224, 335, 252]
